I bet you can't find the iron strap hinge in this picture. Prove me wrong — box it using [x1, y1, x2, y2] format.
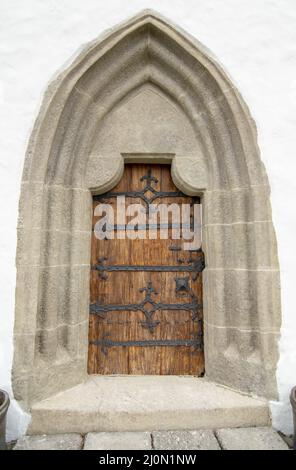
[91, 260, 205, 274]
[89, 280, 203, 331]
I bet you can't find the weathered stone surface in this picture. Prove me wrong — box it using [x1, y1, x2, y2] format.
[16, 227, 43, 267]
[12, 333, 36, 371]
[40, 230, 72, 267]
[17, 182, 44, 230]
[205, 323, 280, 368]
[216, 427, 289, 450]
[172, 155, 208, 193]
[203, 268, 281, 331]
[14, 434, 83, 450]
[204, 323, 279, 398]
[203, 185, 272, 225]
[204, 222, 279, 270]
[13, 265, 40, 335]
[152, 430, 220, 450]
[84, 432, 151, 450]
[85, 154, 124, 192]
[27, 358, 87, 405]
[89, 87, 199, 163]
[71, 189, 92, 231]
[43, 185, 72, 231]
[28, 377, 269, 435]
[70, 230, 92, 265]
[37, 265, 90, 331]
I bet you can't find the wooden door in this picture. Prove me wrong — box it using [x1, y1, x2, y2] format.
[88, 164, 205, 375]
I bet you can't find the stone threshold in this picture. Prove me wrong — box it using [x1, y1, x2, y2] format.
[28, 376, 270, 435]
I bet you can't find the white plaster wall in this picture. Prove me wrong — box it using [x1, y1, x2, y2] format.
[0, 0, 295, 439]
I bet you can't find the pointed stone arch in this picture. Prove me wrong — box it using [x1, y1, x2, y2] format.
[13, 10, 281, 406]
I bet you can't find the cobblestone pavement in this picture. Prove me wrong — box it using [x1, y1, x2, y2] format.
[11, 427, 291, 450]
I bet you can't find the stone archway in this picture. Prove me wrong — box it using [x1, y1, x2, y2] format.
[13, 10, 281, 408]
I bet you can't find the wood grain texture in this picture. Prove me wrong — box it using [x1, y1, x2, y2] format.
[88, 164, 204, 375]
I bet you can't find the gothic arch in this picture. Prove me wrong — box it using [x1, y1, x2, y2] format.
[13, 10, 281, 406]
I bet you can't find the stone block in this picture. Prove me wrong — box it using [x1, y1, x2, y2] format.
[85, 154, 124, 193]
[204, 221, 279, 269]
[203, 268, 281, 331]
[17, 182, 45, 229]
[71, 189, 92, 231]
[56, 322, 87, 356]
[205, 324, 279, 398]
[77, 321, 89, 359]
[40, 229, 71, 266]
[204, 185, 272, 225]
[37, 266, 71, 329]
[206, 322, 279, 365]
[42, 186, 92, 232]
[11, 370, 32, 403]
[29, 357, 87, 405]
[43, 185, 72, 231]
[35, 328, 58, 360]
[70, 230, 91, 265]
[13, 333, 36, 371]
[84, 432, 151, 450]
[16, 228, 43, 267]
[37, 265, 89, 330]
[14, 265, 40, 334]
[152, 430, 220, 450]
[14, 433, 83, 450]
[216, 427, 289, 450]
[172, 155, 208, 194]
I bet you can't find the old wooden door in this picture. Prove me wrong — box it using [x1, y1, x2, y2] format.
[88, 164, 205, 375]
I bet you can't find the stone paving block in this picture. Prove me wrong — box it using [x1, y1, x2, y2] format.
[152, 430, 220, 450]
[84, 432, 152, 450]
[14, 433, 83, 450]
[216, 427, 289, 450]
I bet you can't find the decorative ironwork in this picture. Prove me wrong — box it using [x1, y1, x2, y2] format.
[175, 277, 190, 295]
[172, 248, 203, 266]
[90, 280, 202, 332]
[90, 336, 203, 356]
[90, 167, 204, 350]
[139, 280, 158, 297]
[169, 245, 182, 252]
[95, 256, 108, 280]
[93, 167, 200, 210]
[140, 167, 159, 187]
[92, 256, 205, 281]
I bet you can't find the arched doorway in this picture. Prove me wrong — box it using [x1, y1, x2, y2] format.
[13, 10, 281, 407]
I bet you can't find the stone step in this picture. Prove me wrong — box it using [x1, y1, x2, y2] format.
[28, 376, 270, 435]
